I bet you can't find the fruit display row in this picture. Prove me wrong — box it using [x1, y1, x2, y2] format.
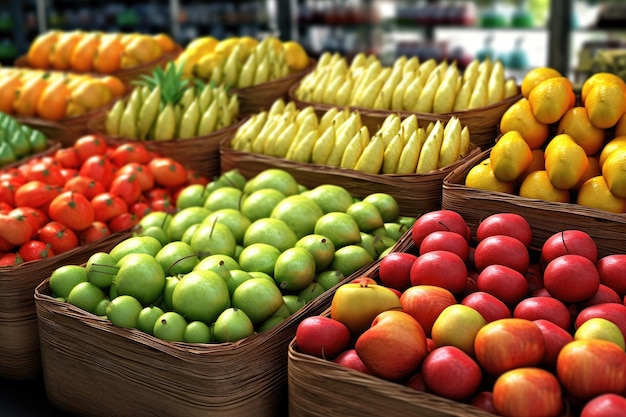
[292, 209, 626, 417]
[0, 112, 50, 167]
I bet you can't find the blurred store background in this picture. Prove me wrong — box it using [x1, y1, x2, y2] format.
[1, 1, 626, 84]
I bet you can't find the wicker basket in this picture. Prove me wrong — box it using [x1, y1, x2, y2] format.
[230, 59, 316, 116]
[34, 253, 380, 417]
[220, 134, 481, 218]
[287, 81, 520, 150]
[442, 147, 626, 258]
[88, 111, 249, 180]
[0, 231, 130, 380]
[2, 140, 61, 170]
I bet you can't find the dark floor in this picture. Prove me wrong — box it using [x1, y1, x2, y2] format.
[0, 375, 67, 416]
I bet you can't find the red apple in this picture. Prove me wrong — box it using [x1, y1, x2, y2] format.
[477, 264, 529, 306]
[541, 230, 598, 265]
[578, 284, 623, 310]
[543, 254, 600, 303]
[576, 303, 626, 341]
[474, 318, 545, 375]
[411, 209, 468, 247]
[295, 316, 351, 360]
[419, 230, 469, 262]
[557, 339, 626, 400]
[461, 291, 512, 323]
[514, 296, 572, 331]
[409, 250, 467, 295]
[378, 252, 417, 291]
[532, 287, 552, 297]
[596, 254, 626, 297]
[431, 304, 487, 356]
[350, 276, 377, 285]
[463, 273, 479, 296]
[421, 346, 483, 401]
[525, 263, 544, 293]
[533, 319, 575, 369]
[476, 212, 533, 247]
[470, 391, 497, 414]
[400, 285, 457, 336]
[580, 393, 626, 417]
[493, 367, 563, 417]
[473, 234, 530, 274]
[332, 349, 371, 374]
[405, 373, 426, 391]
[355, 310, 428, 381]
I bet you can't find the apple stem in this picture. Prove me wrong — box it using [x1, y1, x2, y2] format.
[209, 216, 219, 238]
[165, 254, 199, 275]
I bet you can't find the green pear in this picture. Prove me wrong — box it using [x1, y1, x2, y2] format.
[302, 184, 354, 213]
[295, 233, 335, 271]
[270, 194, 324, 239]
[282, 294, 307, 315]
[258, 315, 287, 332]
[243, 218, 298, 252]
[216, 169, 247, 190]
[314, 270, 345, 291]
[358, 232, 379, 260]
[203, 208, 251, 245]
[50, 265, 88, 300]
[153, 311, 188, 342]
[176, 184, 209, 210]
[330, 245, 374, 278]
[238, 243, 281, 276]
[190, 221, 237, 259]
[162, 275, 180, 311]
[213, 307, 255, 343]
[137, 211, 173, 234]
[298, 282, 326, 303]
[346, 201, 384, 233]
[273, 247, 317, 292]
[109, 236, 163, 263]
[194, 254, 241, 274]
[362, 193, 400, 222]
[137, 306, 165, 335]
[155, 241, 199, 276]
[231, 278, 283, 325]
[138, 226, 170, 247]
[203, 186, 244, 211]
[240, 188, 286, 222]
[243, 169, 299, 196]
[166, 206, 211, 242]
[171, 270, 231, 324]
[106, 295, 143, 329]
[184, 321, 213, 343]
[114, 253, 166, 306]
[314, 212, 362, 248]
[223, 269, 255, 296]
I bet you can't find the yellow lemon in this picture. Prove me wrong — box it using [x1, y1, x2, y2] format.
[283, 41, 310, 72]
[544, 134, 589, 190]
[556, 106, 606, 156]
[490, 131, 533, 182]
[499, 97, 549, 149]
[521, 66, 562, 99]
[581, 72, 626, 103]
[599, 136, 626, 168]
[518, 148, 545, 183]
[528, 76, 575, 125]
[615, 113, 626, 137]
[519, 170, 571, 203]
[602, 150, 626, 198]
[464, 158, 516, 194]
[577, 176, 626, 213]
[573, 156, 601, 192]
[585, 82, 626, 129]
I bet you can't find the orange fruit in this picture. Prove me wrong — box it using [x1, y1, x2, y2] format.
[499, 97, 549, 149]
[0, 73, 22, 114]
[599, 136, 626, 168]
[573, 156, 601, 192]
[13, 74, 49, 117]
[528, 77, 575, 125]
[585, 81, 626, 129]
[123, 34, 163, 64]
[577, 176, 626, 213]
[70, 32, 101, 72]
[556, 106, 606, 156]
[153, 33, 177, 53]
[37, 76, 71, 120]
[520, 67, 562, 99]
[489, 131, 533, 182]
[581, 72, 626, 103]
[50, 31, 84, 71]
[27, 30, 61, 69]
[69, 78, 112, 110]
[93, 34, 124, 74]
[100, 75, 127, 99]
[602, 150, 626, 198]
[615, 113, 626, 137]
[464, 158, 515, 194]
[519, 170, 571, 203]
[544, 133, 589, 190]
[518, 148, 545, 183]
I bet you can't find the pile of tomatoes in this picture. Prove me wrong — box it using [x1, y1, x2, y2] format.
[0, 134, 208, 265]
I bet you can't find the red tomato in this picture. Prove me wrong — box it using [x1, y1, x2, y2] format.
[60, 168, 78, 183]
[54, 147, 80, 169]
[23, 160, 65, 186]
[109, 142, 152, 166]
[108, 212, 138, 233]
[78, 155, 115, 188]
[63, 176, 107, 200]
[0, 201, 12, 212]
[0, 235, 14, 251]
[11, 207, 48, 233]
[131, 201, 151, 219]
[0, 168, 23, 182]
[48, 191, 95, 231]
[0, 179, 17, 207]
[148, 157, 188, 188]
[150, 198, 175, 213]
[78, 221, 111, 244]
[18, 240, 54, 262]
[73, 134, 108, 163]
[14, 181, 62, 210]
[115, 162, 154, 191]
[0, 212, 33, 246]
[0, 252, 24, 266]
[37, 220, 79, 254]
[146, 188, 171, 202]
[108, 173, 142, 206]
[187, 169, 209, 186]
[91, 192, 128, 222]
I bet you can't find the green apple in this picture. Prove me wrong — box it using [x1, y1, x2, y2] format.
[249, 271, 275, 282]
[67, 281, 106, 314]
[314, 212, 362, 248]
[94, 298, 110, 317]
[431, 304, 487, 356]
[190, 221, 237, 259]
[232, 277, 283, 325]
[575, 317, 626, 350]
[136, 226, 169, 247]
[166, 206, 211, 241]
[109, 236, 163, 262]
[203, 186, 243, 211]
[362, 193, 400, 223]
[295, 233, 335, 271]
[282, 294, 306, 315]
[273, 247, 317, 292]
[358, 232, 379, 260]
[155, 241, 199, 276]
[240, 188, 286, 223]
[271, 303, 291, 319]
[203, 208, 251, 244]
[302, 184, 354, 213]
[162, 275, 180, 311]
[346, 201, 384, 232]
[137, 211, 173, 234]
[298, 282, 326, 303]
[176, 184, 208, 210]
[114, 253, 166, 305]
[106, 295, 143, 329]
[384, 222, 409, 241]
[194, 254, 241, 274]
[184, 320, 213, 343]
[171, 270, 231, 324]
[213, 307, 255, 343]
[181, 223, 201, 245]
[137, 305, 165, 335]
[330, 245, 374, 278]
[153, 311, 188, 342]
[238, 243, 281, 276]
[315, 270, 345, 291]
[50, 264, 88, 300]
[270, 194, 324, 239]
[243, 168, 299, 196]
[216, 169, 247, 190]
[258, 316, 287, 332]
[223, 269, 254, 296]
[243, 218, 298, 252]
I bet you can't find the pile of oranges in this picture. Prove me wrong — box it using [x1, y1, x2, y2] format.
[465, 68, 626, 214]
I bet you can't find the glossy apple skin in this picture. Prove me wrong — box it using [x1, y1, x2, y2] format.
[473, 234, 530, 274]
[575, 303, 626, 341]
[476, 212, 533, 248]
[461, 291, 512, 323]
[493, 367, 563, 417]
[295, 316, 351, 360]
[378, 252, 417, 292]
[477, 264, 529, 306]
[421, 346, 483, 401]
[533, 319, 574, 369]
[400, 285, 457, 336]
[470, 391, 497, 414]
[419, 230, 469, 262]
[431, 304, 486, 357]
[580, 393, 626, 417]
[409, 250, 467, 296]
[543, 254, 600, 304]
[514, 296, 572, 331]
[596, 254, 626, 297]
[355, 310, 428, 381]
[557, 339, 626, 400]
[578, 284, 622, 310]
[332, 349, 371, 375]
[411, 209, 468, 248]
[541, 230, 598, 265]
[474, 318, 545, 375]
[405, 373, 426, 392]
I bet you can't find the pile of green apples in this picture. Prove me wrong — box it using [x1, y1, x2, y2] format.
[48, 168, 415, 344]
